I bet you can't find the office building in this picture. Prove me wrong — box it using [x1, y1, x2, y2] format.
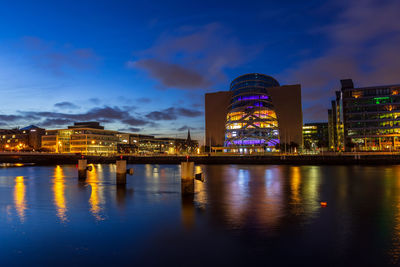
[328, 91, 345, 152]
[303, 122, 329, 151]
[205, 91, 232, 147]
[338, 79, 400, 151]
[42, 122, 199, 155]
[0, 125, 45, 151]
[42, 122, 119, 155]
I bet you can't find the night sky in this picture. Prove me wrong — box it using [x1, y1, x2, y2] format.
[0, 0, 399, 141]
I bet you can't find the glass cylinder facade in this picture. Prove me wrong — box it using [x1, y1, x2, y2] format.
[224, 73, 280, 147]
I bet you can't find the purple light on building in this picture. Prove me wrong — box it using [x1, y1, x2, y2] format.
[227, 138, 280, 146]
[225, 138, 279, 147]
[266, 139, 279, 146]
[237, 95, 269, 101]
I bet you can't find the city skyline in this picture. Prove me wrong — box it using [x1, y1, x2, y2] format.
[1, 0, 400, 141]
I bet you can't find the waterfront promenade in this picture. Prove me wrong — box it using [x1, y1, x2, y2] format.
[1, 151, 400, 165]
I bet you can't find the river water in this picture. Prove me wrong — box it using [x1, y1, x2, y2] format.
[1, 164, 400, 266]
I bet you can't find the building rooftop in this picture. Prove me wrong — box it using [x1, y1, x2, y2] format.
[341, 79, 400, 90]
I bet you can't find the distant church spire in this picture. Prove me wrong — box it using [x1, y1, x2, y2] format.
[186, 128, 191, 142]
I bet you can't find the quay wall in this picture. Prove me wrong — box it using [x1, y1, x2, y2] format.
[1, 153, 400, 165]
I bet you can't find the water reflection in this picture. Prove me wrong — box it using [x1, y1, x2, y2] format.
[116, 184, 134, 207]
[194, 165, 207, 208]
[145, 164, 152, 178]
[205, 165, 327, 234]
[53, 165, 68, 223]
[206, 166, 287, 233]
[388, 166, 400, 264]
[181, 195, 195, 229]
[14, 176, 26, 222]
[290, 166, 301, 209]
[180, 166, 207, 229]
[86, 164, 106, 221]
[259, 166, 284, 230]
[303, 166, 321, 216]
[4, 164, 400, 265]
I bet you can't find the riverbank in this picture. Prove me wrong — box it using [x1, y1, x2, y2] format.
[1, 152, 400, 165]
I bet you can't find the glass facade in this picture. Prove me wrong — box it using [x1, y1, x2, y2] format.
[224, 73, 280, 149]
[42, 128, 119, 155]
[328, 92, 345, 152]
[340, 80, 400, 151]
[303, 123, 329, 151]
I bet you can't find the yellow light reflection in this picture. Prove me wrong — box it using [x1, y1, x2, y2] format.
[53, 165, 68, 223]
[194, 165, 207, 207]
[145, 164, 152, 178]
[289, 167, 303, 216]
[87, 164, 105, 221]
[14, 176, 26, 222]
[303, 166, 321, 215]
[153, 167, 159, 179]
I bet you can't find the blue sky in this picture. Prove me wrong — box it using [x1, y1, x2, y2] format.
[0, 0, 399, 142]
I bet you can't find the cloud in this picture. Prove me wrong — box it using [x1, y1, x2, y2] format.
[0, 105, 201, 131]
[0, 115, 26, 122]
[128, 23, 252, 90]
[136, 97, 152, 103]
[24, 106, 131, 121]
[145, 107, 202, 121]
[89, 98, 101, 105]
[54, 101, 79, 109]
[122, 118, 149, 126]
[39, 118, 73, 127]
[175, 107, 202, 117]
[121, 105, 137, 112]
[280, 0, 400, 121]
[119, 127, 141, 133]
[0, 106, 151, 128]
[146, 109, 177, 120]
[177, 125, 196, 131]
[23, 36, 99, 75]
[131, 59, 211, 89]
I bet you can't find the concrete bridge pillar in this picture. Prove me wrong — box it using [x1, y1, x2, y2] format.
[181, 161, 194, 195]
[116, 160, 134, 185]
[78, 159, 88, 180]
[116, 160, 127, 185]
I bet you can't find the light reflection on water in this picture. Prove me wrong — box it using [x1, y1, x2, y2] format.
[14, 176, 26, 222]
[0, 164, 400, 265]
[86, 164, 106, 221]
[53, 165, 67, 223]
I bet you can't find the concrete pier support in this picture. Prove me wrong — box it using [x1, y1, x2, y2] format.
[78, 159, 88, 180]
[116, 160, 127, 185]
[181, 162, 194, 195]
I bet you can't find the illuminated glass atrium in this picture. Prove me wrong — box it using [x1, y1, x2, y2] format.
[224, 73, 280, 148]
